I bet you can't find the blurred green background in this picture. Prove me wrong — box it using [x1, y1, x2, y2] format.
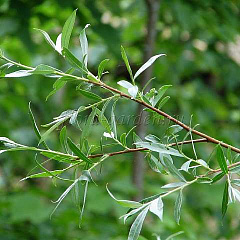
[0, 0, 240, 239]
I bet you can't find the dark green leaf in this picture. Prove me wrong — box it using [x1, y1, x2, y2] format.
[61, 9, 77, 49]
[46, 78, 67, 100]
[59, 126, 68, 153]
[67, 138, 92, 164]
[212, 172, 225, 183]
[120, 133, 127, 147]
[121, 46, 134, 83]
[98, 59, 109, 79]
[78, 88, 102, 101]
[164, 156, 186, 182]
[222, 181, 229, 218]
[217, 145, 228, 174]
[62, 47, 87, 73]
[40, 151, 77, 163]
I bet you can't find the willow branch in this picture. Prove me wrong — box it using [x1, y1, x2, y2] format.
[88, 138, 208, 159]
[2, 55, 240, 154]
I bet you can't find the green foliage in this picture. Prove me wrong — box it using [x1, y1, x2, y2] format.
[1, 1, 240, 240]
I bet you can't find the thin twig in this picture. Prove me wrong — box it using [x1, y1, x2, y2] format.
[88, 138, 208, 159]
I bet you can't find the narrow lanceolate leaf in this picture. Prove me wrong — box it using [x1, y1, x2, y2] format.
[5, 70, 32, 78]
[34, 28, 56, 49]
[61, 9, 77, 49]
[62, 47, 87, 73]
[96, 109, 112, 133]
[217, 145, 228, 174]
[78, 88, 102, 101]
[98, 59, 109, 79]
[31, 64, 57, 75]
[149, 197, 164, 221]
[111, 100, 118, 138]
[67, 138, 92, 164]
[211, 172, 225, 184]
[28, 103, 48, 149]
[59, 126, 68, 153]
[81, 108, 97, 141]
[121, 46, 134, 83]
[165, 231, 184, 240]
[21, 169, 64, 181]
[164, 156, 186, 182]
[128, 206, 149, 240]
[55, 33, 62, 54]
[134, 54, 166, 80]
[147, 154, 166, 174]
[79, 24, 90, 67]
[222, 181, 229, 218]
[39, 117, 67, 144]
[153, 85, 172, 107]
[40, 151, 77, 163]
[106, 185, 142, 208]
[46, 78, 67, 100]
[174, 190, 183, 224]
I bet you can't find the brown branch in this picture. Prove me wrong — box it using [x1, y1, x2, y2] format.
[89, 138, 208, 159]
[99, 82, 240, 154]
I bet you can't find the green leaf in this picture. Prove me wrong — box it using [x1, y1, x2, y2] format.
[59, 126, 68, 153]
[67, 138, 92, 164]
[128, 206, 149, 240]
[98, 59, 109, 79]
[81, 108, 97, 142]
[146, 154, 166, 174]
[28, 103, 48, 149]
[39, 117, 67, 144]
[135, 141, 183, 158]
[5, 70, 32, 78]
[0, 49, 3, 58]
[174, 190, 183, 224]
[117, 80, 138, 98]
[158, 96, 170, 109]
[31, 64, 57, 75]
[149, 197, 163, 221]
[164, 156, 186, 182]
[106, 185, 142, 208]
[121, 46, 134, 83]
[62, 47, 87, 73]
[111, 100, 118, 138]
[217, 145, 228, 174]
[96, 109, 112, 133]
[21, 170, 64, 181]
[34, 28, 56, 49]
[134, 54, 166, 80]
[161, 182, 185, 189]
[61, 9, 77, 49]
[222, 181, 229, 218]
[40, 151, 77, 163]
[46, 78, 67, 100]
[78, 88, 102, 101]
[166, 125, 183, 136]
[211, 172, 225, 183]
[79, 24, 90, 67]
[196, 177, 212, 184]
[153, 85, 172, 106]
[145, 134, 161, 143]
[230, 164, 240, 173]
